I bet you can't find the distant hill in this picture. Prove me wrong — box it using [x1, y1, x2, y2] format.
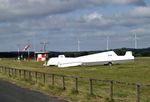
[0, 47, 150, 59]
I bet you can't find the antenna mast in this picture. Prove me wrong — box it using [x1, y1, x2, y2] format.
[40, 41, 49, 52]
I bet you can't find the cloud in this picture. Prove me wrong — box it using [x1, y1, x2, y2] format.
[128, 6, 150, 18]
[109, 6, 150, 28]
[0, 0, 149, 51]
[115, 6, 150, 19]
[85, 12, 103, 22]
[108, 0, 145, 6]
[131, 25, 150, 35]
[0, 0, 146, 22]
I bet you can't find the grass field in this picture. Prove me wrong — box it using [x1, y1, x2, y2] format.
[0, 57, 150, 102]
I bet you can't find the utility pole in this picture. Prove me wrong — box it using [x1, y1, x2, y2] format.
[17, 44, 20, 60]
[40, 41, 49, 52]
[33, 34, 36, 61]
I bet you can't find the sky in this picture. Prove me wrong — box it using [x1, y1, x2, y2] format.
[0, 0, 150, 52]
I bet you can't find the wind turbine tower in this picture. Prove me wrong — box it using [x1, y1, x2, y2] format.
[77, 39, 80, 52]
[106, 36, 109, 50]
[134, 33, 137, 49]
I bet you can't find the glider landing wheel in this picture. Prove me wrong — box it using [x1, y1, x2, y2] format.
[108, 62, 112, 67]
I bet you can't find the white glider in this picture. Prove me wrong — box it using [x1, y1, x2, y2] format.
[46, 51, 134, 68]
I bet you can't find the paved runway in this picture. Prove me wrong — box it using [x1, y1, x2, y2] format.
[0, 80, 68, 102]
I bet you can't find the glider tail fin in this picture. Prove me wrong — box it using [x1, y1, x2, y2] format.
[125, 51, 133, 57]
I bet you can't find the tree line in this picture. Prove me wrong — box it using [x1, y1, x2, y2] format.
[0, 47, 150, 59]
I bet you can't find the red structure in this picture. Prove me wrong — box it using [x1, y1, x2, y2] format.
[35, 52, 48, 62]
